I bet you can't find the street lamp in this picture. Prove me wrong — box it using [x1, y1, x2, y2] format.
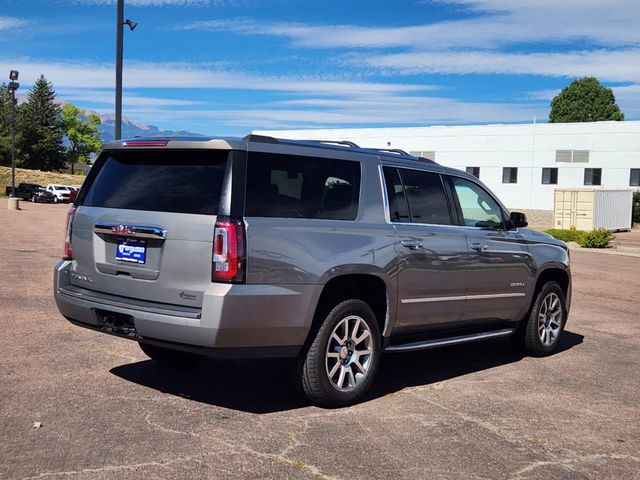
[8, 70, 19, 197]
[115, 0, 137, 140]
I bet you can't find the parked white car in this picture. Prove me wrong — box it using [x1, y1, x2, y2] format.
[46, 184, 71, 203]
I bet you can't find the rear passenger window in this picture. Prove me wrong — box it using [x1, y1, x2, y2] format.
[245, 153, 360, 220]
[383, 167, 410, 222]
[81, 150, 229, 215]
[398, 169, 452, 225]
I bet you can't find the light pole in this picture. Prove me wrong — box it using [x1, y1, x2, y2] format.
[8, 70, 19, 197]
[115, 0, 137, 140]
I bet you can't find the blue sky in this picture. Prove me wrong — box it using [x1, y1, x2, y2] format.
[1, 0, 639, 135]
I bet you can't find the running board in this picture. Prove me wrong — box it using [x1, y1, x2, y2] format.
[384, 328, 515, 353]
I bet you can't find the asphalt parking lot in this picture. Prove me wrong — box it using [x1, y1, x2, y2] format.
[1, 200, 638, 480]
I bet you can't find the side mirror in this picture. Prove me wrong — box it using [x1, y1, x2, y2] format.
[509, 211, 528, 228]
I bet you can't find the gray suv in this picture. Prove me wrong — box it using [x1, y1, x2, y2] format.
[54, 135, 571, 407]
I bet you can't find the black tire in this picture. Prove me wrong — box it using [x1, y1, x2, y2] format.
[31, 195, 36, 203]
[53, 196, 58, 203]
[517, 281, 567, 357]
[298, 299, 382, 407]
[138, 342, 201, 367]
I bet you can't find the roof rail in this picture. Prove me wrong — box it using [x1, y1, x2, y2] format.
[375, 148, 410, 156]
[300, 139, 360, 148]
[242, 134, 280, 144]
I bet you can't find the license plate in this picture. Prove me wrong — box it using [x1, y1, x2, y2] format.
[115, 238, 146, 264]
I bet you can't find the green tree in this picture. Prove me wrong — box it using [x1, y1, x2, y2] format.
[0, 84, 20, 167]
[18, 75, 65, 171]
[549, 77, 624, 123]
[61, 103, 102, 174]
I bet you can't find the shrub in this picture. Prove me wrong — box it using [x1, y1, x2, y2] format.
[577, 229, 613, 248]
[633, 191, 640, 224]
[545, 229, 584, 243]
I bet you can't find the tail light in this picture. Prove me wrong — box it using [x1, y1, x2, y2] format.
[63, 205, 77, 260]
[212, 217, 245, 283]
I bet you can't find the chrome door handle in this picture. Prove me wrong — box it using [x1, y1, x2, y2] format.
[401, 240, 423, 250]
[470, 242, 488, 253]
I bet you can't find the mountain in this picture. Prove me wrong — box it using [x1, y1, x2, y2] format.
[97, 114, 205, 142]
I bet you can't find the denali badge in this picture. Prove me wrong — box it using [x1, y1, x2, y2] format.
[71, 272, 95, 284]
[510, 282, 525, 287]
[179, 292, 197, 301]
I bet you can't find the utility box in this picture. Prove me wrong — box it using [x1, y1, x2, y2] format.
[553, 189, 633, 231]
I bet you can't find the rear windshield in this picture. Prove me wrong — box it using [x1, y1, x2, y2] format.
[80, 150, 229, 215]
[245, 152, 361, 220]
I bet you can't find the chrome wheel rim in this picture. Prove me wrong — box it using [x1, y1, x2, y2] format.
[538, 292, 563, 346]
[325, 315, 373, 391]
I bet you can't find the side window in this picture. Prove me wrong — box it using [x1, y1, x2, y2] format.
[245, 152, 360, 220]
[382, 167, 410, 222]
[451, 177, 504, 228]
[398, 169, 452, 225]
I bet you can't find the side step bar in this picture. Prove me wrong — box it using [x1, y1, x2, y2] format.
[384, 328, 515, 353]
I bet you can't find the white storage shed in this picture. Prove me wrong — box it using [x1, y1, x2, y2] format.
[553, 189, 633, 231]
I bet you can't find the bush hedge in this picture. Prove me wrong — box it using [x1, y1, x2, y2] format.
[633, 191, 640, 224]
[545, 229, 584, 243]
[576, 229, 614, 248]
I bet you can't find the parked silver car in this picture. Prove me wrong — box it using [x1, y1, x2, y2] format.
[54, 135, 571, 406]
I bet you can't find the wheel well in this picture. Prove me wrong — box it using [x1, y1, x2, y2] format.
[534, 268, 569, 299]
[311, 274, 388, 337]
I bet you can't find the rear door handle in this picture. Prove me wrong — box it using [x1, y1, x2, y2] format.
[401, 240, 423, 250]
[470, 242, 488, 253]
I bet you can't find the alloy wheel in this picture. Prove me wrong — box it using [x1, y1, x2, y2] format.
[325, 315, 373, 391]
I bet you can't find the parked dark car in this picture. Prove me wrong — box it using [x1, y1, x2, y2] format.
[6, 183, 56, 203]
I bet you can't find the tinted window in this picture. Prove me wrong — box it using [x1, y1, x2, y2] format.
[245, 153, 360, 220]
[398, 169, 451, 225]
[451, 177, 504, 228]
[542, 167, 558, 185]
[631, 169, 640, 187]
[466, 166, 480, 178]
[383, 167, 410, 222]
[584, 168, 602, 186]
[502, 167, 518, 184]
[81, 150, 229, 215]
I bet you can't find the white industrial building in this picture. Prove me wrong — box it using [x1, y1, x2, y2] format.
[258, 121, 640, 229]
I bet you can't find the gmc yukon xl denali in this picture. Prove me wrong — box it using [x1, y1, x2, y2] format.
[54, 135, 571, 407]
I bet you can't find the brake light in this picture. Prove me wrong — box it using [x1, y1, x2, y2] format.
[63, 205, 77, 260]
[212, 218, 245, 283]
[122, 140, 169, 147]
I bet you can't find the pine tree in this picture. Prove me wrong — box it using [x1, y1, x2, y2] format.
[18, 75, 65, 171]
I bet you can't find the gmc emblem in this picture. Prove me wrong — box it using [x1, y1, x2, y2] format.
[112, 225, 134, 235]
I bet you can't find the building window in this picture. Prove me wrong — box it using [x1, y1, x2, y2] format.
[556, 149, 590, 163]
[584, 168, 602, 186]
[409, 151, 436, 161]
[631, 169, 640, 187]
[542, 168, 558, 185]
[466, 166, 480, 178]
[502, 167, 518, 184]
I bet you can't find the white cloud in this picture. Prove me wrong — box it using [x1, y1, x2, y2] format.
[356, 49, 640, 83]
[55, 88, 203, 107]
[184, 1, 640, 50]
[0, 16, 27, 31]
[69, 0, 212, 6]
[0, 59, 436, 96]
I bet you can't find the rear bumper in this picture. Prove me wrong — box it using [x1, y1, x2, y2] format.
[54, 260, 318, 359]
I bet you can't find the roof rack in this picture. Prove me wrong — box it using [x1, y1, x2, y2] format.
[375, 148, 410, 156]
[300, 139, 360, 148]
[244, 134, 438, 163]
